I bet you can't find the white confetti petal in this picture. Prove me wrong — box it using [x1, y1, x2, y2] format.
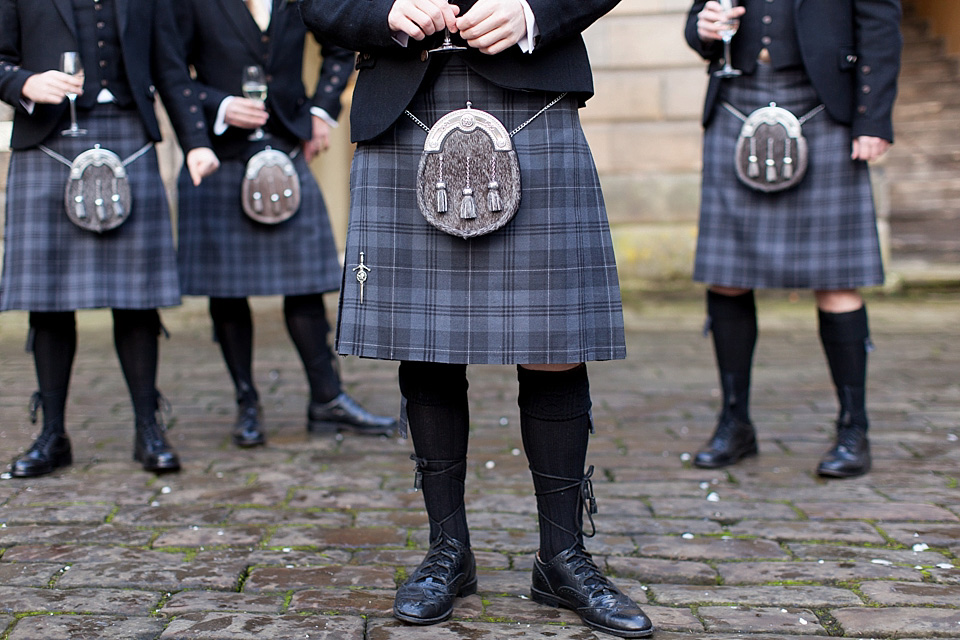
[871, 559, 893, 565]
[680, 452, 692, 462]
[912, 543, 929, 552]
[682, 533, 695, 540]
[706, 492, 720, 502]
[937, 563, 955, 569]
[485, 460, 496, 470]
[799, 617, 808, 625]
[161, 486, 172, 494]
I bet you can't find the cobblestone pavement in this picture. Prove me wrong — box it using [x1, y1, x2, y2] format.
[1, 291, 958, 640]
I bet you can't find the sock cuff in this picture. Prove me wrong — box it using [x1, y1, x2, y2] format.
[819, 305, 869, 344]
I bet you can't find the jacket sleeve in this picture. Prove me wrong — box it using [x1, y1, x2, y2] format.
[524, 0, 620, 48]
[851, 0, 902, 141]
[685, 1, 721, 60]
[0, 0, 34, 112]
[297, 0, 399, 52]
[308, 36, 355, 122]
[150, 0, 213, 152]
[170, 0, 231, 126]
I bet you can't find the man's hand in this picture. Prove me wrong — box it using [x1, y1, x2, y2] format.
[457, 0, 526, 55]
[388, 0, 459, 41]
[21, 70, 84, 104]
[303, 115, 332, 162]
[696, 0, 746, 43]
[185, 147, 220, 186]
[852, 136, 890, 162]
[223, 97, 269, 130]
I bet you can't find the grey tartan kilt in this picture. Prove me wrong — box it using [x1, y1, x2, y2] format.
[694, 63, 884, 290]
[0, 105, 179, 311]
[336, 59, 626, 365]
[176, 151, 341, 297]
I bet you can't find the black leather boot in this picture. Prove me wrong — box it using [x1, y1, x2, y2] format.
[307, 392, 397, 436]
[694, 412, 758, 468]
[393, 533, 477, 624]
[817, 420, 870, 478]
[133, 407, 181, 473]
[529, 468, 653, 638]
[532, 545, 653, 638]
[232, 402, 265, 447]
[10, 392, 72, 478]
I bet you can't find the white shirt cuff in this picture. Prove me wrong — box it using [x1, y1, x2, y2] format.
[21, 97, 35, 114]
[214, 96, 234, 136]
[310, 106, 339, 128]
[517, 0, 538, 54]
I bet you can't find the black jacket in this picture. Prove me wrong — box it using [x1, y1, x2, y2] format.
[173, 0, 354, 161]
[0, 0, 211, 151]
[685, 0, 902, 141]
[298, 0, 620, 142]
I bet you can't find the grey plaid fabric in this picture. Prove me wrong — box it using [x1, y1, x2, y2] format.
[177, 152, 341, 297]
[336, 58, 626, 365]
[0, 105, 179, 311]
[694, 63, 884, 290]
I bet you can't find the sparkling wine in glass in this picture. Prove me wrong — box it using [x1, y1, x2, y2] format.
[241, 64, 268, 141]
[714, 0, 743, 78]
[60, 51, 87, 136]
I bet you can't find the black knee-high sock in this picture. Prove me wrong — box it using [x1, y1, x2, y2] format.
[399, 360, 470, 545]
[707, 290, 757, 422]
[518, 364, 593, 561]
[819, 305, 870, 429]
[284, 294, 341, 404]
[209, 297, 258, 406]
[29, 311, 77, 434]
[112, 309, 161, 420]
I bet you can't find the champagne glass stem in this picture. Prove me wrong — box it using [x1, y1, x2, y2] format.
[68, 95, 78, 132]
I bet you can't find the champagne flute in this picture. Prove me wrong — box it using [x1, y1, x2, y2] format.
[427, 2, 466, 54]
[241, 64, 268, 141]
[60, 51, 87, 136]
[713, 0, 742, 78]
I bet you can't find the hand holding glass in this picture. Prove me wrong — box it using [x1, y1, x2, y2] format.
[241, 65, 268, 141]
[60, 52, 87, 136]
[714, 0, 742, 78]
[428, 2, 466, 54]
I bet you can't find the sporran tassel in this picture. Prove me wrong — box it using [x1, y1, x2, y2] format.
[765, 137, 777, 183]
[747, 136, 760, 178]
[461, 158, 477, 219]
[436, 181, 448, 213]
[782, 138, 794, 180]
[487, 180, 501, 212]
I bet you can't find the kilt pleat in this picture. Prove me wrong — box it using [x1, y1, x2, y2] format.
[0, 105, 180, 311]
[336, 58, 626, 365]
[694, 63, 884, 290]
[176, 152, 342, 297]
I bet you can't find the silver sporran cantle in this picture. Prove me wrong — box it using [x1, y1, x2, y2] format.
[415, 103, 521, 239]
[241, 147, 301, 224]
[65, 147, 133, 233]
[725, 101, 824, 193]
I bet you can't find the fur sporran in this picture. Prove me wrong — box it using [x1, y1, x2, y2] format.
[415, 104, 521, 239]
[241, 147, 301, 225]
[64, 147, 133, 233]
[726, 102, 824, 193]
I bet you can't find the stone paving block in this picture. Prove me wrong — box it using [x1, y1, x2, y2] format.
[288, 587, 396, 615]
[0, 524, 154, 547]
[151, 483, 292, 507]
[795, 501, 959, 522]
[7, 614, 163, 640]
[0, 504, 114, 526]
[5, 479, 155, 506]
[159, 613, 365, 639]
[153, 525, 265, 548]
[650, 583, 863, 607]
[699, 606, 825, 635]
[726, 519, 885, 543]
[600, 516, 724, 536]
[289, 488, 420, 509]
[2, 544, 178, 565]
[460, 511, 537, 530]
[788, 542, 952, 566]
[227, 508, 354, 527]
[440, 529, 539, 554]
[267, 525, 406, 549]
[633, 535, 788, 561]
[882, 522, 960, 547]
[244, 565, 396, 592]
[832, 607, 960, 637]
[0, 616, 11, 635]
[239, 548, 353, 566]
[111, 504, 231, 526]
[0, 562, 63, 587]
[928, 565, 960, 585]
[607, 556, 717, 585]
[719, 560, 922, 584]
[160, 591, 285, 615]
[58, 557, 249, 590]
[0, 585, 158, 615]
[647, 497, 800, 522]
[365, 618, 636, 638]
[860, 580, 960, 605]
